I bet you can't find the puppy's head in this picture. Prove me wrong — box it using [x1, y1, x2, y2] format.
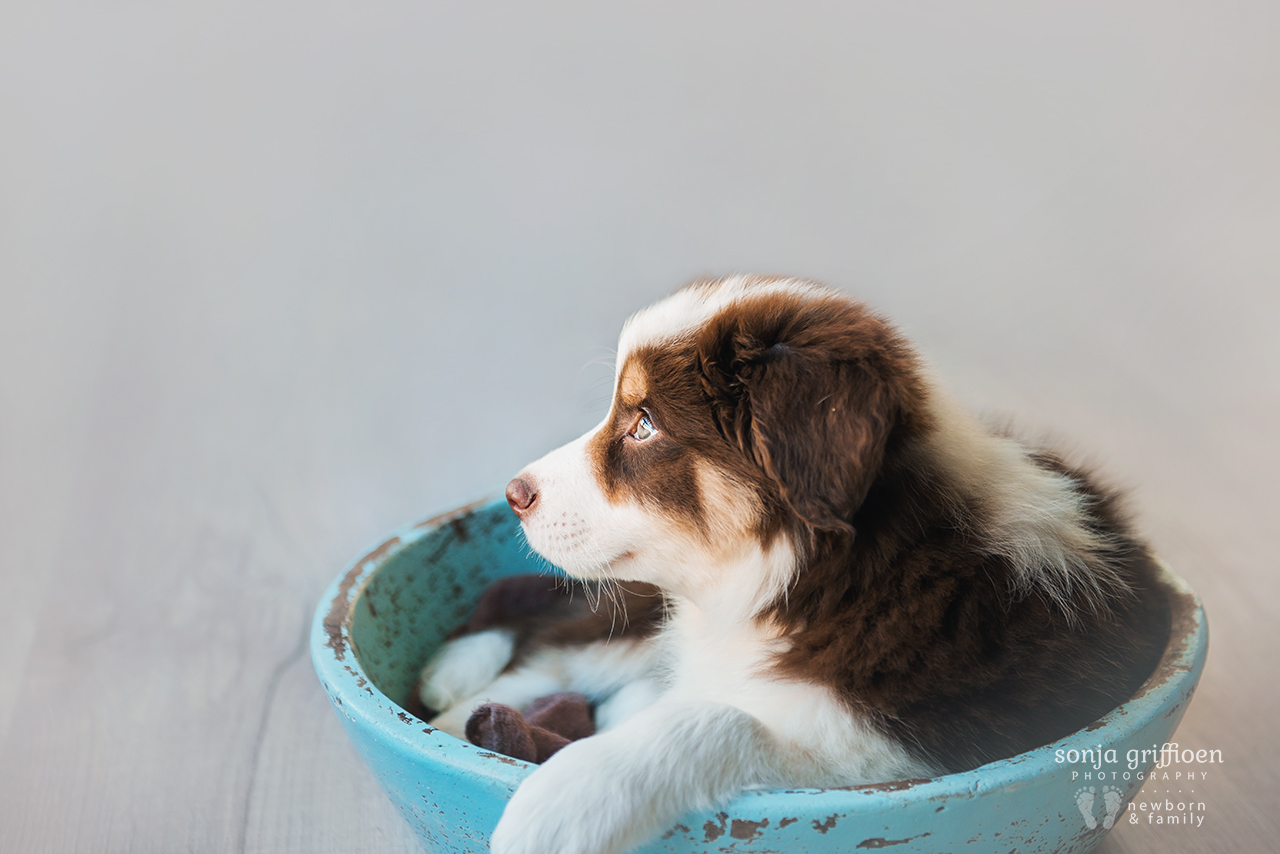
[508, 276, 929, 602]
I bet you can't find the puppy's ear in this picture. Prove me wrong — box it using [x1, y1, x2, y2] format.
[697, 301, 906, 533]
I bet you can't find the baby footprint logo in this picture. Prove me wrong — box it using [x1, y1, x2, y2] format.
[1075, 787, 1098, 829]
[1100, 785, 1124, 829]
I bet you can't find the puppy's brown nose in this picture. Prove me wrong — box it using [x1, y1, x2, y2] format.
[506, 476, 538, 517]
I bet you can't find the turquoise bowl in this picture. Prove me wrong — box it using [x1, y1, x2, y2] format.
[311, 498, 1207, 854]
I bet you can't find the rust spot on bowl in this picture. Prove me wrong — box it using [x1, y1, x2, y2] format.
[835, 777, 933, 793]
[703, 813, 728, 842]
[730, 818, 769, 840]
[324, 535, 403, 661]
[660, 824, 691, 840]
[476, 751, 525, 767]
[813, 814, 839, 834]
[856, 833, 931, 848]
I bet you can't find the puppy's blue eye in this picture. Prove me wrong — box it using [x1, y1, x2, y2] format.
[631, 412, 656, 441]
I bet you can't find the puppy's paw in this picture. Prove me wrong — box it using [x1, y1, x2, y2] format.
[418, 629, 514, 714]
[489, 737, 649, 854]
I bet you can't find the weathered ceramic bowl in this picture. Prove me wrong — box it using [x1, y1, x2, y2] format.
[311, 498, 1207, 854]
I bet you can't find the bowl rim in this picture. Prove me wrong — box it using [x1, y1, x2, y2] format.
[311, 496, 1208, 807]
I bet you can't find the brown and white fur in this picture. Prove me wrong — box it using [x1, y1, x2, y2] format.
[421, 276, 1167, 854]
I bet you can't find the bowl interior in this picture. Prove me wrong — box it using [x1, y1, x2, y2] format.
[347, 501, 533, 709]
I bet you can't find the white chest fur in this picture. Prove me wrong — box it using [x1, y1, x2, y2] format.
[661, 599, 934, 785]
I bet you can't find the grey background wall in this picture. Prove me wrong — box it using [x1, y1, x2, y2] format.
[1, 2, 1275, 851]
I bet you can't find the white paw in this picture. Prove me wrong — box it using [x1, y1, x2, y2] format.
[489, 736, 652, 854]
[418, 629, 515, 713]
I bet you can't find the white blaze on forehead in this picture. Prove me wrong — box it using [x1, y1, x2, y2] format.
[615, 276, 829, 368]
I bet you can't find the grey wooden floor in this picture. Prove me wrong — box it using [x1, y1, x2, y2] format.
[2, 2, 1276, 852]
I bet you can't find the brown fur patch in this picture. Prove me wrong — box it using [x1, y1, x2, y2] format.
[694, 289, 934, 535]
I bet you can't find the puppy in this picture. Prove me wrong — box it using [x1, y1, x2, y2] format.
[424, 276, 1168, 854]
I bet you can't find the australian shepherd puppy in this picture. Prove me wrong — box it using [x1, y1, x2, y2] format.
[421, 276, 1167, 854]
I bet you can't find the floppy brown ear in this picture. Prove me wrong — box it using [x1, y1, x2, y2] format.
[697, 308, 902, 533]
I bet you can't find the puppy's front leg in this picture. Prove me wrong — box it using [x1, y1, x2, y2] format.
[490, 700, 785, 854]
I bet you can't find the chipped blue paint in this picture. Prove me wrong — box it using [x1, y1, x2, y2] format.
[311, 498, 1208, 854]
